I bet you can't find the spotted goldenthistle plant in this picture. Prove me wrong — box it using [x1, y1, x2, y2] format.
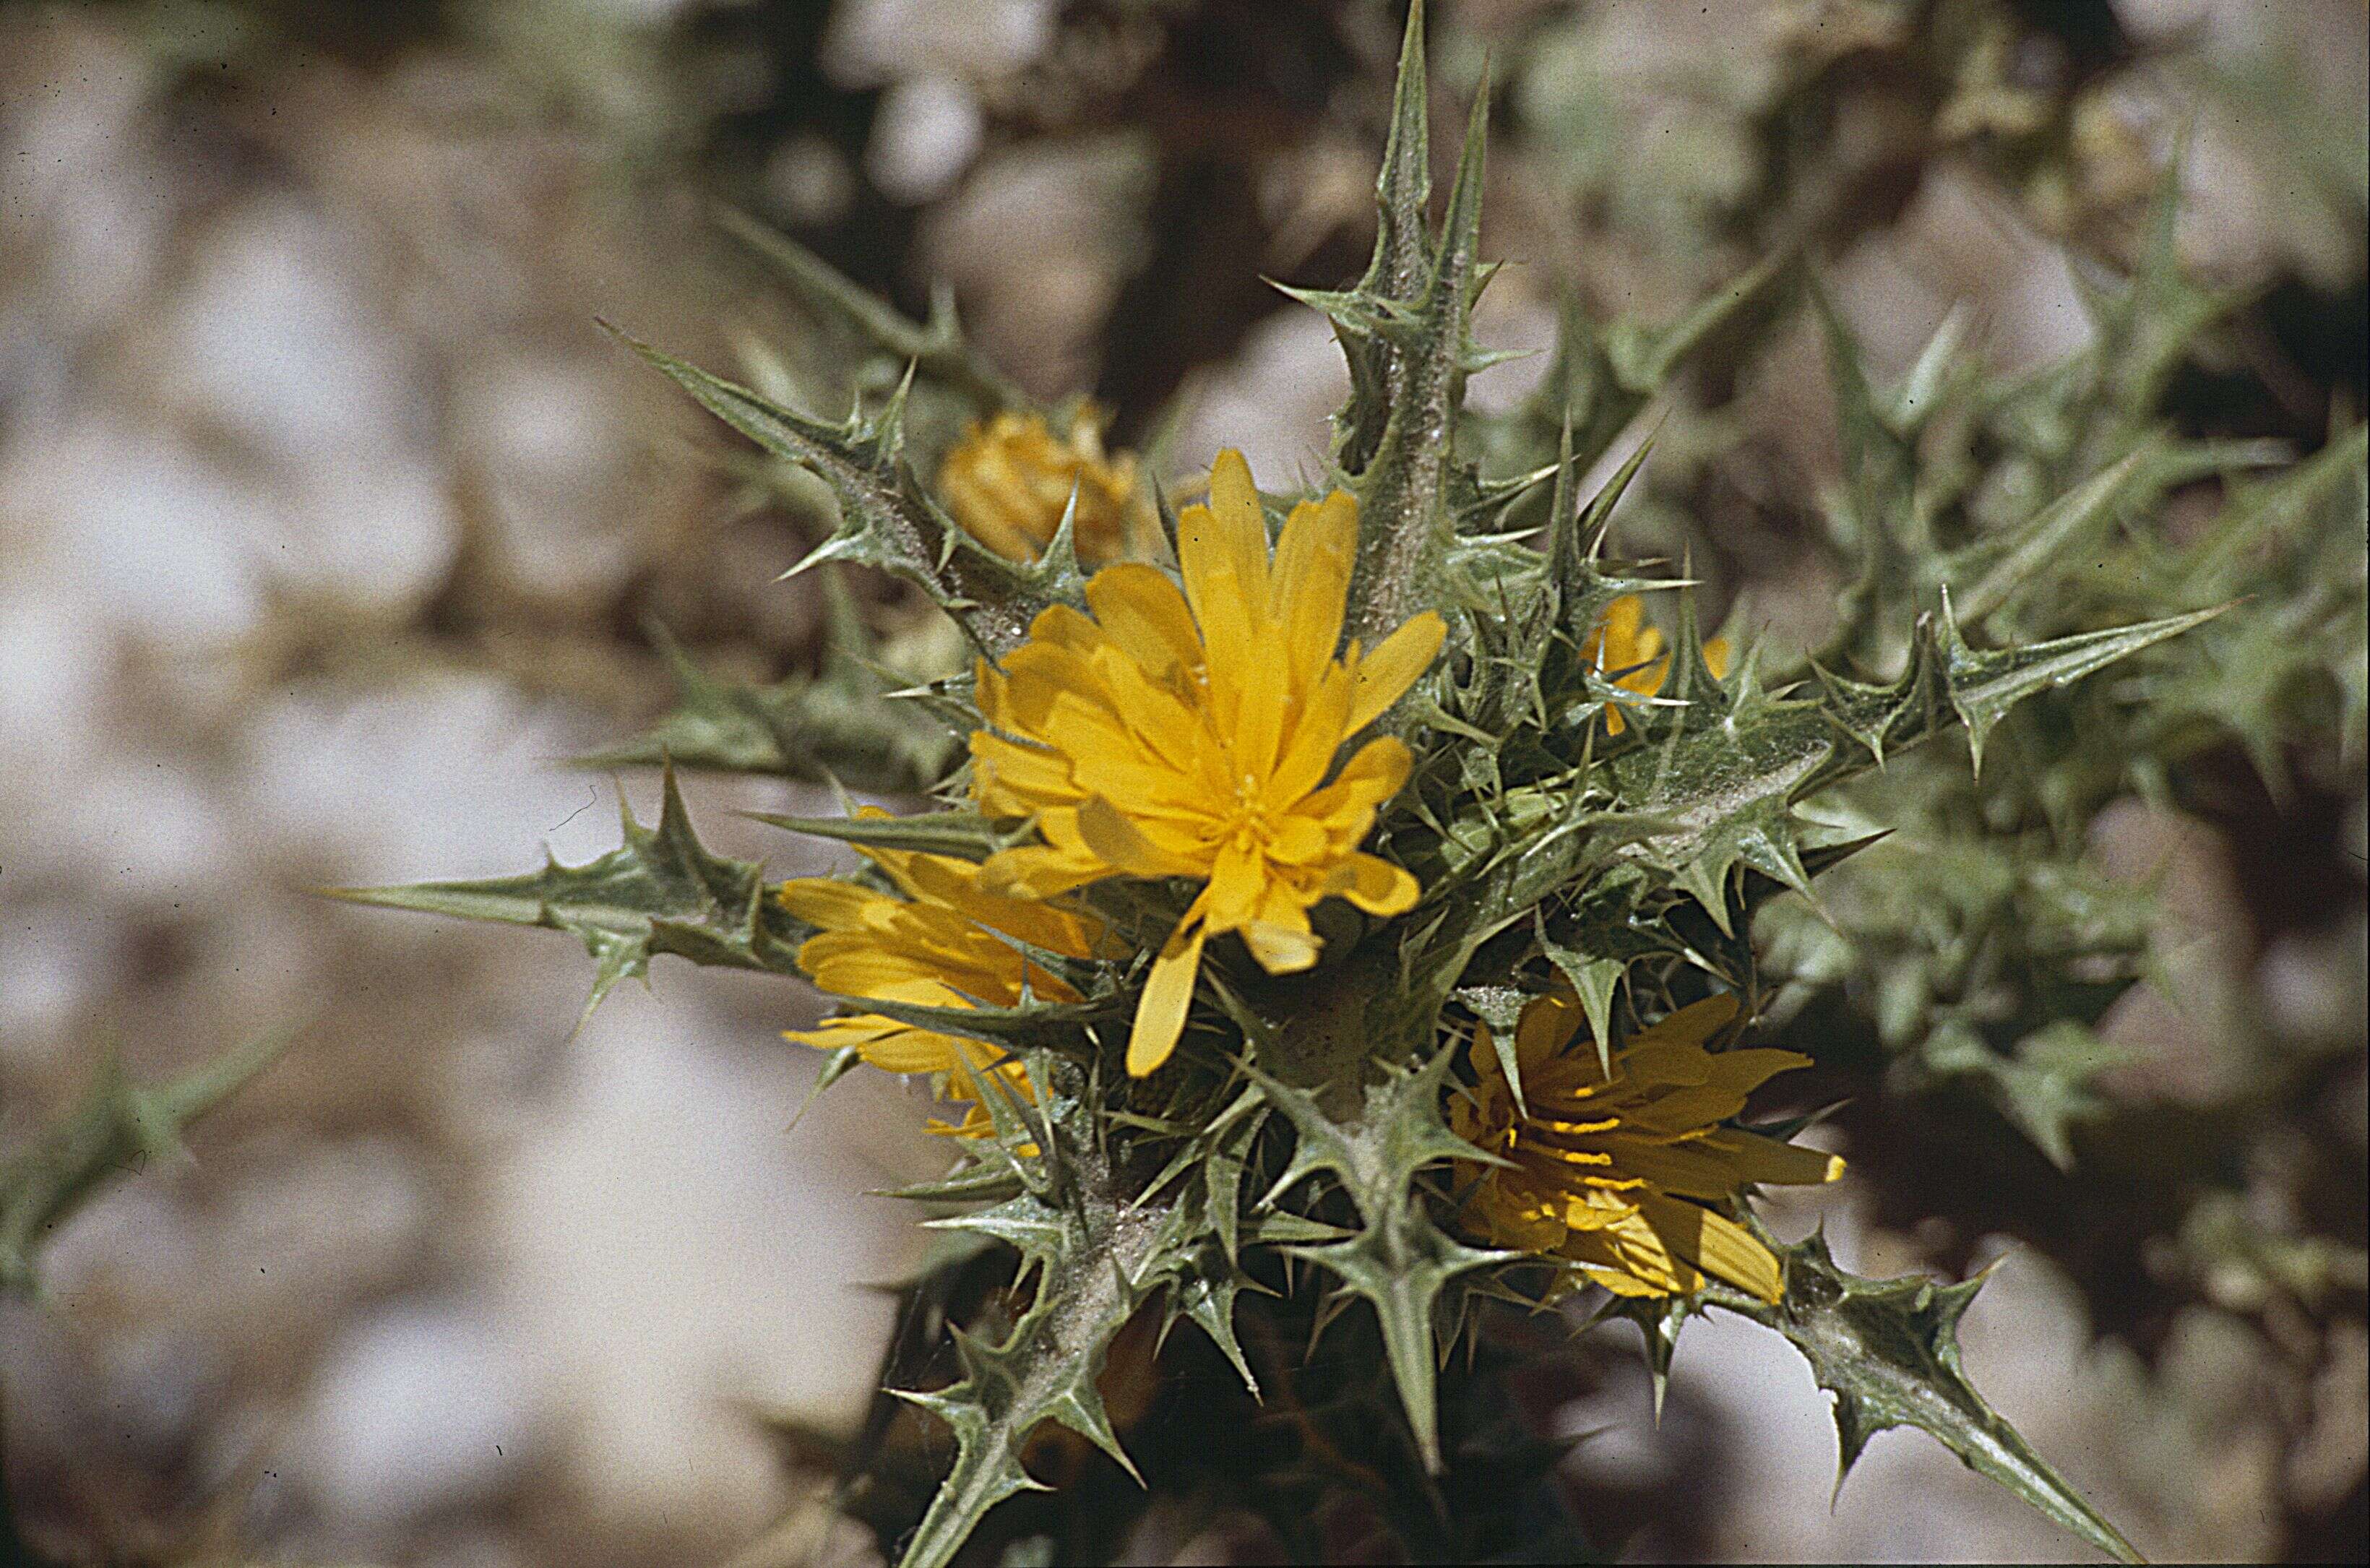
[342, 6, 2368, 1563]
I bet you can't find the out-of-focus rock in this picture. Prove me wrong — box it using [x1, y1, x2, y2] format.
[284, 1299, 541, 1535]
[477, 985, 931, 1544]
[1161, 308, 1345, 485]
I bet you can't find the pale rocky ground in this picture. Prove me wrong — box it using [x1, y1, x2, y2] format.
[1, 2, 2360, 1565]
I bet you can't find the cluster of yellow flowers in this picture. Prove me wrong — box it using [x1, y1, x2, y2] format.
[777, 431, 1836, 1299]
[936, 409, 1153, 566]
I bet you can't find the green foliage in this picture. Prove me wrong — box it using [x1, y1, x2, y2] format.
[1744, 197, 2367, 1169]
[577, 585, 961, 792]
[608, 327, 1084, 658]
[1250, 1047, 1513, 1473]
[1707, 1228, 2140, 1564]
[1, 1028, 296, 1298]
[887, 1058, 1169, 1568]
[330, 764, 811, 1030]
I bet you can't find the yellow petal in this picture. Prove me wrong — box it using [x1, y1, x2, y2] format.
[1268, 491, 1356, 677]
[1637, 1192, 1784, 1304]
[854, 1025, 988, 1076]
[976, 836, 1106, 900]
[1327, 851, 1418, 916]
[1262, 813, 1332, 865]
[1514, 990, 1585, 1074]
[1241, 918, 1322, 973]
[1027, 602, 1116, 657]
[1614, 1038, 1715, 1088]
[1264, 660, 1358, 808]
[1202, 838, 1268, 931]
[1128, 918, 1207, 1075]
[1296, 736, 1412, 829]
[974, 656, 1013, 725]
[1578, 1263, 1673, 1298]
[971, 733, 1078, 814]
[1085, 563, 1203, 681]
[1699, 1129, 1845, 1187]
[783, 1012, 905, 1055]
[1231, 618, 1292, 783]
[1597, 595, 1645, 667]
[1180, 452, 1275, 728]
[1705, 636, 1732, 681]
[1204, 449, 1270, 605]
[778, 878, 884, 931]
[1692, 1046, 1816, 1095]
[1583, 1134, 1775, 1199]
[1569, 1205, 1700, 1296]
[1634, 993, 1738, 1048]
[1345, 611, 1445, 733]
[1076, 795, 1205, 878]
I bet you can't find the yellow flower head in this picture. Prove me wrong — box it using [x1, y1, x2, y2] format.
[970, 449, 1446, 1077]
[1449, 990, 1843, 1303]
[937, 408, 1153, 567]
[780, 810, 1106, 1137]
[1584, 594, 1730, 735]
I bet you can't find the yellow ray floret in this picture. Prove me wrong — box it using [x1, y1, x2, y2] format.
[937, 408, 1154, 567]
[780, 809, 1106, 1137]
[970, 448, 1445, 1077]
[1449, 990, 1843, 1303]
[1584, 594, 1731, 736]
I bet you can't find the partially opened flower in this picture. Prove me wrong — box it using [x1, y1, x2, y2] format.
[970, 449, 1445, 1076]
[780, 811, 1106, 1135]
[937, 408, 1153, 566]
[1585, 594, 1731, 735]
[1449, 989, 1843, 1302]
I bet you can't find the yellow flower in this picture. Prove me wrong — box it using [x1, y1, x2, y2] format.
[937, 408, 1153, 566]
[1449, 990, 1843, 1302]
[970, 449, 1446, 1077]
[780, 811, 1106, 1137]
[1584, 595, 1731, 736]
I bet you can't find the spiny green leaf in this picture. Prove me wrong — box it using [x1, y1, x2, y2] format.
[1478, 252, 1792, 496]
[2, 1026, 298, 1298]
[873, 1158, 1026, 1206]
[607, 326, 1070, 655]
[1166, 1254, 1260, 1399]
[1290, 1203, 1513, 1475]
[788, 1043, 866, 1132]
[889, 1083, 1190, 1568]
[1924, 1020, 2126, 1173]
[1603, 248, 1793, 397]
[579, 611, 960, 792]
[1611, 601, 2228, 932]
[1937, 591, 2231, 774]
[1343, 71, 1491, 655]
[1590, 1291, 1702, 1423]
[839, 993, 1119, 1063]
[1536, 922, 1629, 1082]
[715, 204, 1025, 411]
[747, 806, 1012, 862]
[1251, 1045, 1512, 1470]
[330, 765, 808, 1028]
[1711, 1230, 2142, 1564]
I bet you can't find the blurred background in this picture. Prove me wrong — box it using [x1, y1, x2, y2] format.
[0, 1, 2361, 1563]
